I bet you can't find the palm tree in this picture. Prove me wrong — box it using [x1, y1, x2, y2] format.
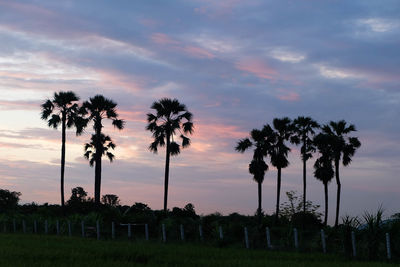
[291, 116, 320, 214]
[146, 98, 194, 213]
[322, 120, 361, 226]
[41, 91, 85, 208]
[313, 133, 335, 226]
[236, 125, 275, 224]
[80, 95, 125, 204]
[270, 117, 293, 220]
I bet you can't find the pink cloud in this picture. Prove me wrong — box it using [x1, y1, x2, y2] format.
[276, 89, 300, 102]
[235, 59, 278, 80]
[151, 33, 179, 45]
[183, 46, 215, 59]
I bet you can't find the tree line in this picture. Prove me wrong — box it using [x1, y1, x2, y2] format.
[40, 91, 360, 226]
[236, 117, 361, 226]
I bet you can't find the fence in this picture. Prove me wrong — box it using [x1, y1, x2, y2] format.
[1, 218, 398, 262]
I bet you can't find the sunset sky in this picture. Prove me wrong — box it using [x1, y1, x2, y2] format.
[0, 0, 399, 222]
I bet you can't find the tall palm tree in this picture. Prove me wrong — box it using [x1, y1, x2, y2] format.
[313, 133, 335, 226]
[236, 124, 275, 224]
[41, 91, 84, 208]
[146, 98, 194, 213]
[291, 116, 320, 214]
[270, 117, 293, 220]
[322, 120, 361, 226]
[80, 95, 125, 204]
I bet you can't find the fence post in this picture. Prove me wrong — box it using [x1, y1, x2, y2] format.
[3, 221, 6, 233]
[266, 227, 272, 249]
[68, 221, 72, 237]
[293, 228, 299, 249]
[111, 222, 115, 239]
[34, 220, 37, 234]
[22, 220, 26, 233]
[244, 227, 249, 249]
[56, 220, 60, 235]
[219, 226, 224, 240]
[128, 223, 132, 239]
[145, 224, 149, 241]
[199, 225, 203, 241]
[96, 220, 100, 240]
[13, 219, 16, 233]
[386, 233, 391, 260]
[81, 221, 85, 238]
[321, 229, 327, 253]
[180, 224, 185, 241]
[162, 224, 166, 243]
[351, 231, 357, 258]
[45, 220, 48, 235]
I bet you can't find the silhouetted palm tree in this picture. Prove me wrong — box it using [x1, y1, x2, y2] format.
[41, 91, 85, 208]
[270, 117, 293, 220]
[236, 124, 275, 223]
[313, 133, 335, 226]
[322, 120, 361, 226]
[291, 116, 320, 213]
[80, 95, 125, 204]
[146, 98, 194, 213]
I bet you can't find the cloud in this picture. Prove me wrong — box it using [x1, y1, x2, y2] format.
[235, 59, 277, 80]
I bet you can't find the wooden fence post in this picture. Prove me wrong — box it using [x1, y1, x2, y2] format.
[13, 219, 16, 233]
[81, 221, 85, 238]
[34, 220, 37, 234]
[321, 229, 327, 253]
[22, 220, 26, 233]
[145, 224, 149, 241]
[68, 221, 72, 237]
[219, 226, 224, 240]
[351, 231, 357, 258]
[162, 224, 166, 243]
[111, 222, 115, 239]
[244, 227, 249, 249]
[199, 225, 203, 241]
[266, 227, 272, 249]
[293, 228, 299, 249]
[45, 220, 48, 235]
[386, 233, 391, 260]
[128, 223, 132, 239]
[180, 224, 185, 241]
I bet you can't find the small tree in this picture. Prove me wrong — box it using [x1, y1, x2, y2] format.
[0, 189, 21, 211]
[101, 194, 120, 207]
[67, 187, 88, 205]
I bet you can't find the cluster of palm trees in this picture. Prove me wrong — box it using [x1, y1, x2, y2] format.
[236, 117, 361, 226]
[41, 91, 360, 226]
[41, 92, 193, 213]
[41, 92, 125, 207]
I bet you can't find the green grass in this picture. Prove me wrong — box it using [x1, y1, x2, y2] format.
[0, 234, 392, 266]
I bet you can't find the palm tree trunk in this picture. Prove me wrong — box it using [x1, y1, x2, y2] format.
[303, 157, 306, 214]
[163, 134, 171, 213]
[324, 181, 328, 226]
[275, 167, 281, 221]
[334, 160, 340, 227]
[60, 114, 66, 208]
[94, 130, 102, 205]
[257, 181, 262, 225]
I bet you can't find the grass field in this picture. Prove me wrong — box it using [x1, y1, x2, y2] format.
[0, 234, 392, 266]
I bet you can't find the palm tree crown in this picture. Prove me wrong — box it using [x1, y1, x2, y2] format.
[40, 91, 84, 208]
